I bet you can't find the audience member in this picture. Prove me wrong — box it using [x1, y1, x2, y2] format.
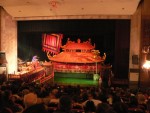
[23, 103, 48, 113]
[113, 101, 128, 113]
[53, 95, 73, 113]
[0, 78, 150, 113]
[82, 92, 102, 108]
[23, 92, 38, 109]
[96, 103, 111, 113]
[84, 100, 96, 113]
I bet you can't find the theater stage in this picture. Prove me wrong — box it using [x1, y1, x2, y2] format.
[54, 72, 99, 86]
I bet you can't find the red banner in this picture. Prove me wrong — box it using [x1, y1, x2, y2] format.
[42, 33, 63, 55]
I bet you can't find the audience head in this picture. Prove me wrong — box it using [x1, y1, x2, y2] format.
[129, 95, 138, 107]
[23, 92, 38, 108]
[87, 92, 94, 100]
[23, 103, 48, 113]
[96, 103, 111, 113]
[113, 102, 128, 113]
[58, 95, 72, 112]
[3, 90, 12, 101]
[137, 93, 146, 105]
[84, 100, 96, 112]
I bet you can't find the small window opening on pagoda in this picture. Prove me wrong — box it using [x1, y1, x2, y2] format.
[66, 49, 69, 52]
[76, 49, 81, 52]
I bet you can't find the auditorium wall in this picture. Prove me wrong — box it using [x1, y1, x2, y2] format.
[0, 7, 17, 74]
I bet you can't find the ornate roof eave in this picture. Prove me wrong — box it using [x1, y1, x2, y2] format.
[51, 60, 105, 64]
[61, 38, 95, 50]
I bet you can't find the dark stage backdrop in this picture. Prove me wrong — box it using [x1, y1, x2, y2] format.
[17, 19, 130, 79]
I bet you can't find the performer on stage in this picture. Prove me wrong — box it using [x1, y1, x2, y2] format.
[32, 55, 39, 62]
[32, 55, 39, 69]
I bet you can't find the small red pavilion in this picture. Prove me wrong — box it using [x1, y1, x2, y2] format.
[48, 38, 106, 74]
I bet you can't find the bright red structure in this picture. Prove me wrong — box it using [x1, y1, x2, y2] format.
[48, 38, 106, 74]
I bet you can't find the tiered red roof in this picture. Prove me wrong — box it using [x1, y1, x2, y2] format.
[61, 38, 95, 50]
[49, 38, 105, 63]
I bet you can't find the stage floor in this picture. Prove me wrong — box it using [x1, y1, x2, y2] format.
[54, 72, 99, 86]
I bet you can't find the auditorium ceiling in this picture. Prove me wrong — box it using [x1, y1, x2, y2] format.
[0, 0, 141, 20]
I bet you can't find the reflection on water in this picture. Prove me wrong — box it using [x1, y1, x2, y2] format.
[54, 77, 98, 86]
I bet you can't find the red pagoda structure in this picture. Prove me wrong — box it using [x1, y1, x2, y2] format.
[47, 38, 106, 74]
